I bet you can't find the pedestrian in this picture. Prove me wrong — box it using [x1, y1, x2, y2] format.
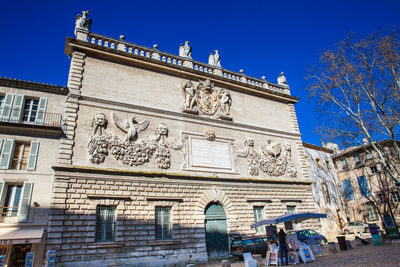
[278, 229, 288, 265]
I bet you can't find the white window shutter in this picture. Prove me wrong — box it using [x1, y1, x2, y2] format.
[17, 182, 33, 223]
[0, 93, 14, 120]
[0, 139, 14, 169]
[27, 141, 40, 171]
[10, 94, 24, 122]
[35, 98, 47, 125]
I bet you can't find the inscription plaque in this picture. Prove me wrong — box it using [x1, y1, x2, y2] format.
[191, 138, 232, 169]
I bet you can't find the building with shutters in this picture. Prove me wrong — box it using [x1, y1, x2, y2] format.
[332, 140, 400, 232]
[0, 77, 67, 266]
[30, 11, 320, 266]
[303, 142, 346, 238]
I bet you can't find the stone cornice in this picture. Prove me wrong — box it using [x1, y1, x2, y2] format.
[303, 142, 333, 154]
[64, 37, 299, 104]
[0, 76, 68, 95]
[52, 164, 313, 185]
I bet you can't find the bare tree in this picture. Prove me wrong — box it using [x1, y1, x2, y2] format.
[307, 30, 400, 234]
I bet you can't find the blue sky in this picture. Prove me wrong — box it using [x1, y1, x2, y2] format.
[1, 0, 399, 147]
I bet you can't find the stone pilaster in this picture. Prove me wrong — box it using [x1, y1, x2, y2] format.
[57, 51, 85, 165]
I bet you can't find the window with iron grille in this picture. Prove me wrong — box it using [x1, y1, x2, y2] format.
[155, 206, 172, 240]
[370, 166, 378, 174]
[366, 202, 378, 221]
[392, 192, 400, 203]
[377, 193, 386, 204]
[23, 98, 39, 123]
[253, 206, 265, 233]
[95, 205, 116, 243]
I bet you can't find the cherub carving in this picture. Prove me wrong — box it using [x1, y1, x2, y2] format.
[218, 89, 232, 115]
[237, 138, 260, 175]
[179, 41, 192, 59]
[181, 80, 197, 110]
[92, 113, 108, 136]
[112, 113, 150, 142]
[152, 123, 183, 169]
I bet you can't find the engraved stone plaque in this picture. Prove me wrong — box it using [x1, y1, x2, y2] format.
[191, 139, 232, 169]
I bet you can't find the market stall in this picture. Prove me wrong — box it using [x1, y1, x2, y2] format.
[250, 212, 326, 265]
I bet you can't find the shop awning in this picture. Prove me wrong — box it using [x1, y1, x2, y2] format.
[0, 227, 44, 245]
[250, 212, 327, 228]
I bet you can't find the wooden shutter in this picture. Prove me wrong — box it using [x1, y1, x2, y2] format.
[17, 182, 33, 222]
[10, 94, 24, 122]
[35, 98, 47, 125]
[0, 93, 14, 120]
[27, 141, 40, 171]
[0, 139, 14, 169]
[342, 179, 354, 200]
[357, 176, 370, 197]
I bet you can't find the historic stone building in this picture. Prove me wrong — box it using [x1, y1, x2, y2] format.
[0, 77, 67, 266]
[332, 140, 400, 231]
[43, 11, 317, 266]
[303, 142, 346, 238]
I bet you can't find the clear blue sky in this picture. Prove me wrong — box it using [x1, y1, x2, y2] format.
[1, 0, 399, 147]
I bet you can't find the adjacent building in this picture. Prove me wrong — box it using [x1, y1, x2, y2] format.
[332, 140, 400, 231]
[41, 12, 317, 266]
[0, 77, 67, 266]
[303, 142, 345, 238]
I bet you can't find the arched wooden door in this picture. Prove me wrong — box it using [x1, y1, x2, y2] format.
[205, 202, 229, 257]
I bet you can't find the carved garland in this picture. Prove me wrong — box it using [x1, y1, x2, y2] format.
[237, 138, 297, 177]
[88, 113, 182, 169]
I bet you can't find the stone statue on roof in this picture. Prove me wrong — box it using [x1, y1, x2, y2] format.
[208, 50, 221, 67]
[277, 72, 288, 86]
[75, 10, 92, 36]
[179, 41, 192, 59]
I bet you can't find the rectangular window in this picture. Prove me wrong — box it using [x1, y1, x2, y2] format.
[370, 166, 378, 174]
[0, 140, 39, 170]
[155, 206, 171, 240]
[253, 206, 265, 233]
[342, 179, 354, 200]
[22, 98, 39, 123]
[366, 202, 378, 221]
[95, 205, 116, 243]
[353, 154, 362, 166]
[357, 176, 371, 197]
[10, 142, 30, 170]
[340, 159, 348, 170]
[315, 158, 322, 169]
[377, 193, 386, 204]
[392, 192, 400, 203]
[322, 183, 331, 204]
[2, 184, 23, 218]
[366, 153, 373, 160]
[325, 160, 331, 172]
[286, 206, 296, 230]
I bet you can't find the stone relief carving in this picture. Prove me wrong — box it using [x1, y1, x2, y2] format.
[204, 129, 216, 141]
[179, 41, 192, 59]
[208, 50, 221, 67]
[237, 138, 297, 177]
[180, 79, 232, 120]
[75, 10, 92, 35]
[88, 113, 182, 169]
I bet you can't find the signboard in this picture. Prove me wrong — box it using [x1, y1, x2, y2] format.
[46, 250, 56, 267]
[265, 225, 277, 242]
[368, 223, 383, 246]
[191, 139, 232, 169]
[383, 214, 399, 239]
[0, 239, 40, 245]
[25, 252, 33, 267]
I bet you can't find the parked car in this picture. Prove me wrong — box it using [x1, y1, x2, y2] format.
[229, 234, 268, 257]
[288, 229, 328, 245]
[343, 222, 377, 235]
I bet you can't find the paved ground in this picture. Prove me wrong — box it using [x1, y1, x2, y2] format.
[198, 239, 400, 267]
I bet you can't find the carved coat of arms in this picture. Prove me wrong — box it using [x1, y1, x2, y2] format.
[181, 79, 232, 120]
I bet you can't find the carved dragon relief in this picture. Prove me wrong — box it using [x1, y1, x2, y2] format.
[87, 113, 182, 169]
[237, 138, 297, 177]
[180, 79, 232, 120]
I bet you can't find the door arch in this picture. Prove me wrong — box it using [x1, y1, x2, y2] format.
[205, 202, 229, 257]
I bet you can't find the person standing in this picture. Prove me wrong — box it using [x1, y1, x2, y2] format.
[278, 229, 288, 265]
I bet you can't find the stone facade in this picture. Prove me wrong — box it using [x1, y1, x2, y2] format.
[44, 12, 318, 266]
[303, 142, 346, 238]
[0, 77, 68, 266]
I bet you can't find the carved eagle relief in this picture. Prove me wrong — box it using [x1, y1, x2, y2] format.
[111, 112, 150, 142]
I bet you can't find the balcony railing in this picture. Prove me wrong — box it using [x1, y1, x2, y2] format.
[0, 108, 65, 130]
